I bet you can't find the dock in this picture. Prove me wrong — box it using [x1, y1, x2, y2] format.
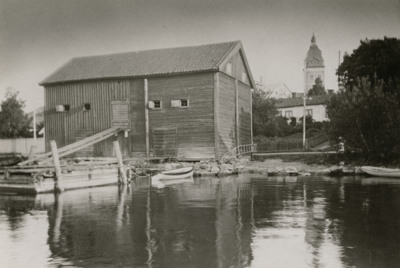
[0, 129, 130, 195]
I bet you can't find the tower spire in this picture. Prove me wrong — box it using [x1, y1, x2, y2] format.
[311, 33, 316, 45]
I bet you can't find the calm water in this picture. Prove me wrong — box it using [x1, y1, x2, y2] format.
[1, 175, 400, 268]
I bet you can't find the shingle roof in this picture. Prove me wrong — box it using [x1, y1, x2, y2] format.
[40, 41, 241, 85]
[276, 94, 332, 108]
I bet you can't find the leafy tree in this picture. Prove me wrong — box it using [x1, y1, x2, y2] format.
[337, 37, 400, 91]
[252, 88, 279, 136]
[308, 77, 326, 96]
[0, 88, 31, 138]
[328, 37, 400, 162]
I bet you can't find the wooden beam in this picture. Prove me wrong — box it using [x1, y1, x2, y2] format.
[113, 141, 127, 184]
[50, 140, 64, 192]
[214, 72, 220, 161]
[38, 130, 119, 164]
[19, 126, 122, 165]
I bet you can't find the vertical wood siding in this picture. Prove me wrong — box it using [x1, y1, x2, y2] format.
[130, 79, 146, 156]
[218, 73, 236, 155]
[44, 80, 130, 156]
[221, 51, 251, 86]
[145, 73, 215, 159]
[238, 82, 252, 145]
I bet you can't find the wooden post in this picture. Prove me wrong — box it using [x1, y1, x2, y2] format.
[113, 141, 127, 184]
[235, 79, 240, 147]
[50, 140, 64, 192]
[144, 78, 150, 160]
[214, 72, 220, 162]
[33, 109, 37, 145]
[250, 87, 253, 145]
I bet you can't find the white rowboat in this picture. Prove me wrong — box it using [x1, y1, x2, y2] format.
[152, 167, 194, 181]
[361, 166, 400, 178]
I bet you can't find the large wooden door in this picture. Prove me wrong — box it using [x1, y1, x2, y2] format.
[111, 101, 130, 128]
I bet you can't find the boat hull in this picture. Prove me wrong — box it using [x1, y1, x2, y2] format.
[361, 166, 400, 178]
[152, 167, 194, 181]
[0, 167, 120, 195]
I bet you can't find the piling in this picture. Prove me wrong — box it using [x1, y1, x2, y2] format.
[50, 140, 64, 192]
[113, 141, 127, 184]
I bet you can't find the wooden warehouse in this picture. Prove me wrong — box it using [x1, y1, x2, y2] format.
[40, 41, 255, 160]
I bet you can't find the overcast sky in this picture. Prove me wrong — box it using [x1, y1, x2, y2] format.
[1, 0, 399, 112]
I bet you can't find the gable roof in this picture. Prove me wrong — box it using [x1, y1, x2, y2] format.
[40, 41, 255, 87]
[276, 94, 332, 108]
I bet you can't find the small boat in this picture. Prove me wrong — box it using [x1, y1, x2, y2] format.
[361, 166, 400, 178]
[0, 154, 23, 167]
[152, 167, 194, 181]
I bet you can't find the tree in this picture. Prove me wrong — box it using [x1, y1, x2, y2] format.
[0, 88, 31, 138]
[252, 88, 279, 136]
[328, 37, 400, 162]
[337, 37, 400, 91]
[307, 77, 326, 96]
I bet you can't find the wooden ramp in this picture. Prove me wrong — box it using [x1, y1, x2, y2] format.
[19, 127, 123, 166]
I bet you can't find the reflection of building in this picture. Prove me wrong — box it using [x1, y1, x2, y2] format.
[276, 94, 332, 122]
[304, 34, 325, 93]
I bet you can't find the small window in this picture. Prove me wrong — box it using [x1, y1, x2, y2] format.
[83, 103, 91, 111]
[226, 63, 232, 76]
[180, 99, 189, 107]
[285, 111, 293, 117]
[306, 109, 313, 117]
[171, 99, 189, 108]
[56, 104, 70, 112]
[148, 100, 162, 109]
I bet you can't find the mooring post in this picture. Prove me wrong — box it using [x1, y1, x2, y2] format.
[50, 140, 64, 193]
[113, 141, 127, 185]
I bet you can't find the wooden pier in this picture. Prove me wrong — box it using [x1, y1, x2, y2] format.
[0, 130, 129, 195]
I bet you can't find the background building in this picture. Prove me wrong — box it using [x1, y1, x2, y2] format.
[276, 94, 332, 123]
[304, 34, 325, 93]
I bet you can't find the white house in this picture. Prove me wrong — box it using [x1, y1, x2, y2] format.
[276, 94, 332, 122]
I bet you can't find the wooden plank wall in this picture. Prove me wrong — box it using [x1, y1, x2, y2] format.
[145, 73, 215, 159]
[44, 80, 130, 156]
[220, 51, 251, 86]
[129, 79, 146, 157]
[238, 82, 252, 145]
[218, 73, 236, 155]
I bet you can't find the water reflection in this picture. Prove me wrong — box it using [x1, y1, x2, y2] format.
[1, 175, 400, 267]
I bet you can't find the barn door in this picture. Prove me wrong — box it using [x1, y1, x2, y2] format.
[111, 101, 130, 128]
[111, 101, 130, 156]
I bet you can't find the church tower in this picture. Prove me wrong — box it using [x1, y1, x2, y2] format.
[304, 34, 325, 94]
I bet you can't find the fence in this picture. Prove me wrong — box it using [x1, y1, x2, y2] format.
[307, 133, 329, 148]
[257, 139, 304, 153]
[256, 133, 330, 153]
[0, 137, 45, 156]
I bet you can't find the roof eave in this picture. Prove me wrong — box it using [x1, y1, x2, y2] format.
[39, 69, 219, 87]
[215, 41, 256, 88]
